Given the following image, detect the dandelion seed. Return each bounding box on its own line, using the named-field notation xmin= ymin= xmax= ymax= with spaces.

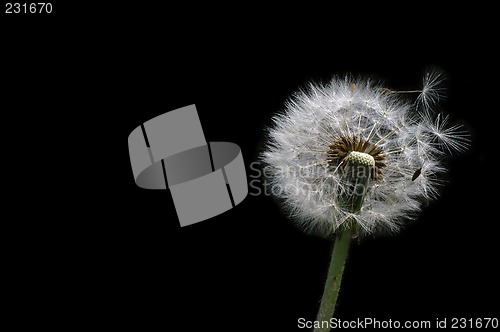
xmin=418 ymin=68 xmax=447 ymax=110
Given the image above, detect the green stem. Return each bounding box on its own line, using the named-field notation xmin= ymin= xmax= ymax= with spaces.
xmin=313 ymin=152 xmax=373 ymax=331
xmin=314 ymin=226 xmax=353 ymax=332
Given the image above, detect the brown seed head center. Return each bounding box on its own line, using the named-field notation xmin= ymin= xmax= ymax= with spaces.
xmin=327 ymin=135 xmax=386 ymax=180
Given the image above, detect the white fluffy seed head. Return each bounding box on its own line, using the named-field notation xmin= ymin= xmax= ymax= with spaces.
xmin=261 ymin=71 xmax=469 ymax=238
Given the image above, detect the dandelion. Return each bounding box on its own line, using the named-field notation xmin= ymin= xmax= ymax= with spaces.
xmin=261 ymin=69 xmax=469 ymax=329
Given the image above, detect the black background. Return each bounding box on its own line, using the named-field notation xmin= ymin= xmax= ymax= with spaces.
xmin=2 ymin=3 xmax=498 ymax=330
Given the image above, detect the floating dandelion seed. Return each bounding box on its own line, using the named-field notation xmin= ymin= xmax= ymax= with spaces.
xmin=418 ymin=68 xmax=447 ymax=110
xmin=261 ymin=70 xmax=470 ymax=329
xmin=262 ymin=70 xmax=469 ymax=238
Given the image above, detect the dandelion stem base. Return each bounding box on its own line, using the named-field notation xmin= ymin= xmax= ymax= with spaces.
xmin=314 ymin=226 xmax=352 ymax=332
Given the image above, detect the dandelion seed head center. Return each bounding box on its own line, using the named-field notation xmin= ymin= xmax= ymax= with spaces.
xmin=348 ymin=151 xmax=375 ymax=167
xmin=327 ymin=135 xmax=386 ymax=180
